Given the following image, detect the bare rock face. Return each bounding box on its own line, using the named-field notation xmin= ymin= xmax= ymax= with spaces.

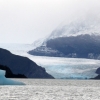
xmin=0 ymin=48 xmax=54 ymax=79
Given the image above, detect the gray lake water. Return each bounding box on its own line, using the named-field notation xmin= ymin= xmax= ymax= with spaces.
xmin=0 ymin=79 xmax=100 ymax=100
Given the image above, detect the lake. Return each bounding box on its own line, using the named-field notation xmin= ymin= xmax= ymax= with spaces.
xmin=0 ymin=79 xmax=100 ymax=100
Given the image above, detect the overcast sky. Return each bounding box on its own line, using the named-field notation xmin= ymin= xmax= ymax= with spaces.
xmin=0 ymin=0 xmax=100 ymax=44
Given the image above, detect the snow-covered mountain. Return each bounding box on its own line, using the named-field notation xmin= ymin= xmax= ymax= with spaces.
xmin=37 ymin=15 xmax=100 ymax=44
xmin=48 ymin=15 xmax=100 ymax=39
xmin=29 ymin=16 xmax=100 ymax=59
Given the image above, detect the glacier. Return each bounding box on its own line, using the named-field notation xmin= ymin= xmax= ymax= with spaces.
xmin=29 ymin=56 xmax=100 ymax=79
xmin=0 ymin=43 xmax=100 ymax=79
xmin=0 ymin=70 xmax=25 ymax=85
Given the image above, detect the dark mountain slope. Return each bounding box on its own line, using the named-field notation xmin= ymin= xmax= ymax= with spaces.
xmin=0 ymin=48 xmax=54 ymax=78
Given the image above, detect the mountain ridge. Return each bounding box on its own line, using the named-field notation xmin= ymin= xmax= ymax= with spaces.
xmin=28 ymin=34 xmax=100 ymax=59
xmin=0 ymin=48 xmax=54 ymax=79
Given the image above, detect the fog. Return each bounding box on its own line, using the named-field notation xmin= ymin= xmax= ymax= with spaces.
xmin=0 ymin=0 xmax=100 ymax=43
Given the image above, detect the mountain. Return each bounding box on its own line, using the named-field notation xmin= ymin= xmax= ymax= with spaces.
xmin=28 ymin=17 xmax=100 ymax=59
xmin=28 ymin=34 xmax=100 ymax=59
xmin=0 ymin=48 xmax=54 ymax=78
xmin=48 ymin=15 xmax=100 ymax=39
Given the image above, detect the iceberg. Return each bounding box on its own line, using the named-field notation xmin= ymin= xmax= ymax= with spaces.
xmin=0 ymin=70 xmax=25 ymax=85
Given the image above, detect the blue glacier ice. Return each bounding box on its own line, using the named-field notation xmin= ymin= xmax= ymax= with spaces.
xmin=30 ymin=56 xmax=100 ymax=79
xmin=0 ymin=70 xmax=25 ymax=85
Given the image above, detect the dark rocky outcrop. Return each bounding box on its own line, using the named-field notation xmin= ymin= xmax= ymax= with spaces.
xmin=91 ymin=75 xmax=100 ymax=79
xmin=90 ymin=67 xmax=100 ymax=79
xmin=29 ymin=34 xmax=100 ymax=59
xmin=0 ymin=48 xmax=54 ymax=79
xmin=0 ymin=65 xmax=27 ymax=78
xmin=96 ymin=67 xmax=100 ymax=75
